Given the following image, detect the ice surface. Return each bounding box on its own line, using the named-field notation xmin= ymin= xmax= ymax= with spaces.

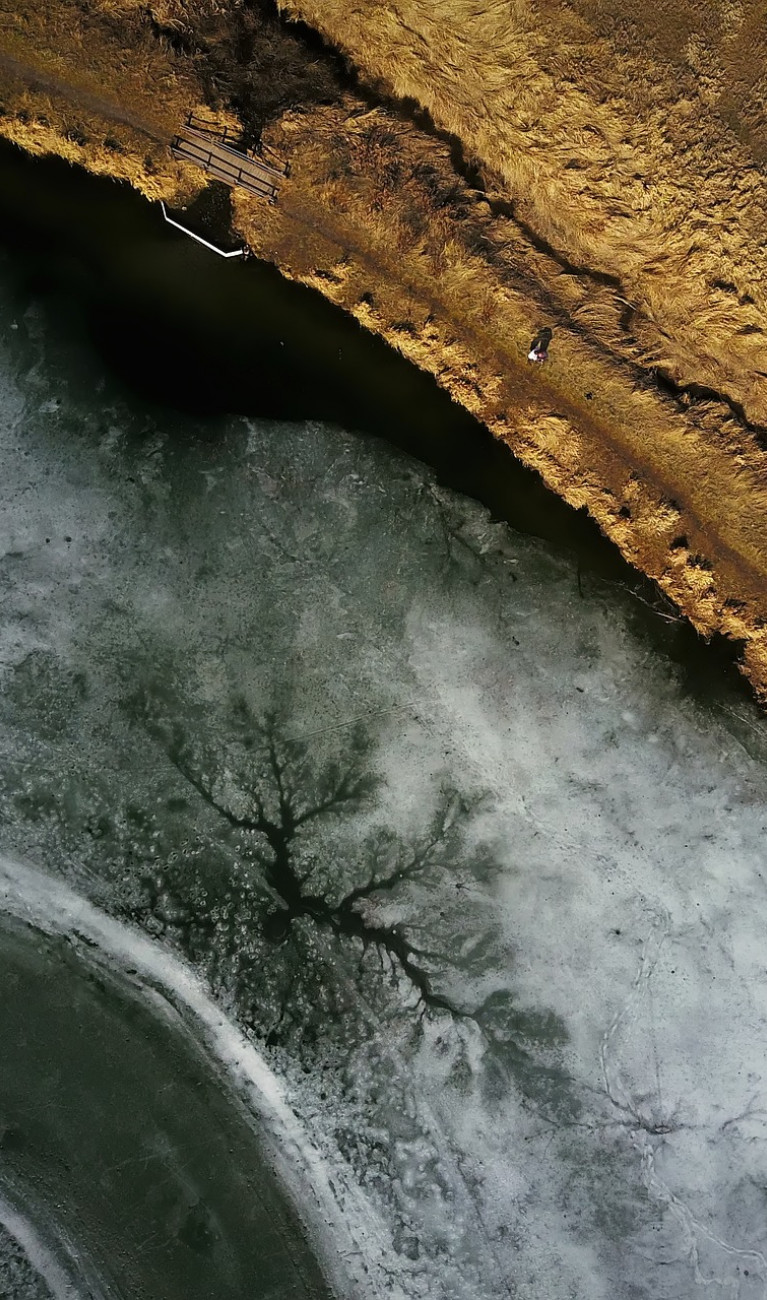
xmin=0 ymin=1212 xmax=58 ymax=1300
xmin=2 ymin=250 xmax=767 ymax=1299
xmin=0 ymin=862 xmax=381 ymax=1300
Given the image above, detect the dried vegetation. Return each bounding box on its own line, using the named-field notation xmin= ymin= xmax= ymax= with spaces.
xmin=4 ymin=0 xmax=767 ymax=691
xmin=282 ymin=0 xmax=767 ymax=418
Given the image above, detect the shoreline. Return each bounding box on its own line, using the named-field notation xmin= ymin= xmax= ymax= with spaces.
xmin=0 ymin=136 xmax=756 ymax=714
xmin=3 ymin=3 xmax=767 ymax=696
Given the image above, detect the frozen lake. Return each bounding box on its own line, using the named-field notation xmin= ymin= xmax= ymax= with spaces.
xmin=0 ymin=901 xmax=334 ymax=1300
xmin=1 ymin=214 xmax=767 ymax=1300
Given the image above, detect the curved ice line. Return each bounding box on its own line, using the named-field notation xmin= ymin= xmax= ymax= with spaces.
xmin=599 ymin=918 xmax=667 ymax=1122
xmin=0 ymin=1193 xmax=95 ymax=1300
xmin=636 ymin=1133 xmax=767 ymax=1299
xmin=0 ymin=855 xmax=393 ymax=1300
xmin=601 ymin=921 xmax=767 ymax=1297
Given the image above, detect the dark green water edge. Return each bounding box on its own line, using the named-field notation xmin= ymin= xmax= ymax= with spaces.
xmin=0 ymin=909 xmax=333 ymax=1300
xmin=0 ymin=138 xmax=754 ymax=709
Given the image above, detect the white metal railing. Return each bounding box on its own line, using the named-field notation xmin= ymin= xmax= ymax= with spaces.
xmin=159 ymin=201 xmax=246 ymax=258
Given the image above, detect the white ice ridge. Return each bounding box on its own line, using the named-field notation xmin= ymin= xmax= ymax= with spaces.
xmin=0 ymin=854 xmax=393 ymax=1300
xmin=0 ymin=1192 xmax=94 ymax=1300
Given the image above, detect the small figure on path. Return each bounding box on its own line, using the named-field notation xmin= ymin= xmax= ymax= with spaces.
xmin=527 ymin=327 xmax=552 ymax=363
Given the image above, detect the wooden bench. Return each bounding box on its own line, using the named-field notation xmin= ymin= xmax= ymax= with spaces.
xmin=171 ymin=126 xmax=283 ymax=203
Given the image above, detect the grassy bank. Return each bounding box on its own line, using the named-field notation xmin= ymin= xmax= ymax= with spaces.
xmin=3 ymin=0 xmax=767 ymax=693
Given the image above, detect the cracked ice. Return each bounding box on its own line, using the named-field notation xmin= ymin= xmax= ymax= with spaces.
xmin=1 ymin=253 xmax=767 ymax=1300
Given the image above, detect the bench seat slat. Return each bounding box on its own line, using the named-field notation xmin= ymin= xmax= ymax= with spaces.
xmin=171 ymin=128 xmax=281 ymax=202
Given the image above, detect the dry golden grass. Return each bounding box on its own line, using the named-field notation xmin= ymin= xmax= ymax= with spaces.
xmin=235 ymin=87 xmax=767 ymax=692
xmin=280 ymin=0 xmax=767 ymax=423
xmin=0 ymin=106 xmax=170 ymax=198
xmin=0 ymin=0 xmax=281 ymax=212
xmin=5 ymin=0 xmax=767 ymax=691
xmin=0 ymin=3 xmax=191 ymax=130
xmin=0 ymin=0 xmax=223 ymax=197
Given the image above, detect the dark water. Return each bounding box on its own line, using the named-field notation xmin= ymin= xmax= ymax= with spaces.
xmin=0 ymin=911 xmax=332 ymax=1300
xmin=3 ymin=133 xmax=767 ymax=1300
xmin=0 ymin=140 xmax=748 ymax=705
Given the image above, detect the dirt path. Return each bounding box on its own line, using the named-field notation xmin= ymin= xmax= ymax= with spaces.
xmin=0 ymin=48 xmax=168 ymax=141
xmin=234 ymin=174 xmax=767 ymax=691
xmin=5 ymin=30 xmax=767 ymax=696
